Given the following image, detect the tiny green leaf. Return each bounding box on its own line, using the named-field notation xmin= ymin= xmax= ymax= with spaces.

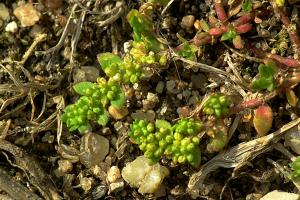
xmin=221 ymin=27 xmax=237 ymax=41
xmin=155 ymin=119 xmax=172 ymax=130
xmin=258 ymin=63 xmax=278 ymax=77
xmin=110 ymin=90 xmax=126 ymax=108
xmin=177 ymin=42 xmax=198 ymax=61
xmin=97 ymin=110 xmax=109 ymax=126
xmin=73 ymin=82 xmax=95 ymax=95
xmin=199 ymin=19 xmax=210 ymax=33
xmin=97 ymin=53 xmax=122 ymax=70
xmin=242 ymin=0 xmax=253 ymax=12
xmin=78 ymin=125 xmax=89 ymax=134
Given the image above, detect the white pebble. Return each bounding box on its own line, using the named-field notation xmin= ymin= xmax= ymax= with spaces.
xmin=5 ymin=21 xmax=18 ymax=33
xmin=107 ymin=166 xmax=121 ymax=183
xmin=122 ymin=156 xmax=169 ymax=194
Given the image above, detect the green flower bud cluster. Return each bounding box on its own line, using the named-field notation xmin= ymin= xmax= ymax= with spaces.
xmin=130 ymin=42 xmax=156 ymax=65
xmin=290 ymin=156 xmax=300 ymax=180
xmin=128 ymin=118 xmax=203 ymax=166
xmin=120 ymin=59 xmax=143 ymax=84
xmin=202 ymin=94 xmax=231 ymax=118
xmin=61 ymin=79 xmax=125 ymax=133
xmin=98 ymin=53 xmax=143 ymax=84
xmin=128 ymin=120 xmax=166 ymax=164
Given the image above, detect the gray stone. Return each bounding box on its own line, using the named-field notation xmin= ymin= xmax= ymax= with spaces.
xmin=80 ymin=133 xmax=109 ymax=168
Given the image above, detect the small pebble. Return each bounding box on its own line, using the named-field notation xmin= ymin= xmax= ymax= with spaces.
xmin=166 ymin=80 xmax=176 ymax=93
xmin=108 ymin=106 xmax=128 ymax=120
xmin=0 ymin=3 xmax=10 ymax=21
xmin=80 ymin=133 xmax=109 ymax=168
xmin=109 ymin=181 xmax=124 ymax=194
xmin=91 ymin=185 xmax=108 ymax=199
xmin=180 ymin=15 xmax=195 ymax=30
xmin=57 ymin=159 xmax=73 ymax=174
xmin=107 ymin=166 xmax=121 ymax=183
xmin=5 ymin=21 xmax=18 ymax=33
xmin=122 ymin=156 xmax=169 ymax=194
xmin=155 ymin=81 xmax=164 ymax=93
xmin=80 ymin=177 xmax=93 ymax=192
xmin=14 ymin=3 xmax=41 ymax=27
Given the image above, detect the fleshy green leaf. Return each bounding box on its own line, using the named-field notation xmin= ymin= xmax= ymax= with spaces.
xmin=177 ymin=42 xmax=198 ymax=61
xmin=111 ymin=90 xmax=126 ymax=108
xmin=199 ymin=19 xmax=210 ymax=33
xmin=69 ymin=125 xmax=80 ymax=132
xmin=251 ymin=62 xmax=278 ymax=91
xmin=251 ymin=77 xmax=274 ymax=91
xmin=242 ymin=0 xmax=253 ymax=12
xmin=127 ymin=9 xmax=153 ymax=41
xmin=127 ymin=10 xmax=164 ymax=53
xmin=258 ymin=63 xmax=278 ymax=77
xmin=97 ymin=53 xmax=122 ymax=69
xmin=73 ymin=82 xmax=95 ymax=95
xmin=97 ymin=110 xmax=109 ymax=126
xmin=155 ymin=119 xmax=172 ymax=129
xmin=221 ymin=27 xmax=237 ymax=41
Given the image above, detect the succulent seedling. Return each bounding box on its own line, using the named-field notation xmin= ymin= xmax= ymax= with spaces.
xmin=128 ymin=118 xmax=203 ymax=166
xmin=251 ymin=61 xmax=278 ymax=91
xmin=202 ymin=93 xmax=231 ymax=118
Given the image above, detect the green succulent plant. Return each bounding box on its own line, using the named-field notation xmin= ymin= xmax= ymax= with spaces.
xmin=290 ymin=156 xmax=300 ymax=180
xmin=128 ymin=118 xmax=203 ymax=166
xmin=61 ymin=79 xmax=125 ymax=133
xmin=202 ymin=94 xmax=231 ymax=118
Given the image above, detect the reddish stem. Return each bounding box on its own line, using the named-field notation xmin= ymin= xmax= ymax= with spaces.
xmin=250 ymin=46 xmax=300 ymax=68
xmin=266 ymin=54 xmax=300 ymax=68
xmin=214 ymin=0 xmax=228 ymax=24
xmin=230 ymin=98 xmax=264 ymax=114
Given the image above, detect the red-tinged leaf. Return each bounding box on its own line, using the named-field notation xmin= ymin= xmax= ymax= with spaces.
xmin=286 ymin=89 xmax=298 ymax=107
xmin=236 ymin=23 xmax=252 ymax=34
xmin=232 ymin=12 xmax=254 ymax=27
xmin=209 ymin=27 xmax=227 ymax=36
xmin=214 ymin=2 xmax=228 ymax=23
xmin=253 ymin=105 xmax=273 ymax=137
